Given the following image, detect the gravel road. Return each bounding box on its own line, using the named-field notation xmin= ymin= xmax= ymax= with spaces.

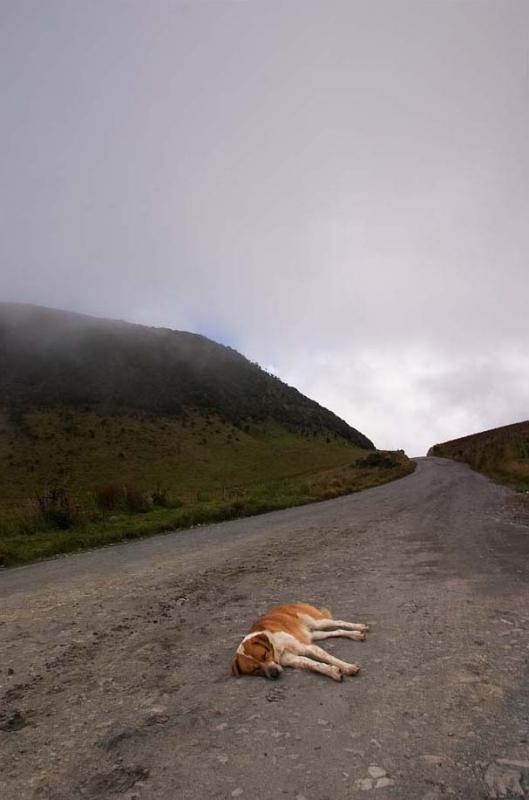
xmin=2 ymin=457 xmax=529 ymax=800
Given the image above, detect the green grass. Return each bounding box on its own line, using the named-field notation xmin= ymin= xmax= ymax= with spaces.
xmin=429 ymin=420 xmax=529 ymax=491
xmin=0 ymin=407 xmax=415 ymax=566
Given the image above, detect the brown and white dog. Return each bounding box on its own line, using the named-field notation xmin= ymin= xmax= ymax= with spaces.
xmin=231 ymin=602 xmax=368 ymax=682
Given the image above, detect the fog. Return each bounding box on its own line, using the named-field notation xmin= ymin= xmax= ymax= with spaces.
xmin=1 ymin=0 xmax=528 ymax=454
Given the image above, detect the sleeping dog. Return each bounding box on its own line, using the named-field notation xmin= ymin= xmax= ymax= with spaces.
xmin=231 ymin=602 xmax=368 ymax=681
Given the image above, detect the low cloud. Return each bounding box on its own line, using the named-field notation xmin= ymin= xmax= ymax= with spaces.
xmin=1 ymin=1 xmax=528 ymax=454
xmin=275 ymin=347 xmax=529 ymax=456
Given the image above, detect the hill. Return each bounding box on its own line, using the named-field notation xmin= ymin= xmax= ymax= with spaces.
xmin=428 ymin=420 xmax=529 ymax=490
xmin=0 ymin=302 xmax=372 ymax=446
xmin=0 ymin=303 xmax=414 ymax=565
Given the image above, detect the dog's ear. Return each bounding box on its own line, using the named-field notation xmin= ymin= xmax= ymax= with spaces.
xmin=252 ymin=633 xmax=270 ymax=648
xmin=250 ymin=632 xmax=275 ymax=660
xmin=231 ymin=655 xmax=241 ymax=677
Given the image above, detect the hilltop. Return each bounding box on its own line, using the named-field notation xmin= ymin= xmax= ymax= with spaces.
xmin=0 ymin=302 xmax=372 ymax=447
xmin=428 ymin=420 xmax=529 ymax=490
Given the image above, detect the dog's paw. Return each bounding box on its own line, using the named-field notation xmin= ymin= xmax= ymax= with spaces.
xmin=329 ymin=666 xmax=343 ymax=682
xmin=357 ymin=624 xmax=369 ymax=633
xmin=342 ymin=663 xmax=360 ymax=676
xmin=350 ymin=631 xmax=366 ymax=641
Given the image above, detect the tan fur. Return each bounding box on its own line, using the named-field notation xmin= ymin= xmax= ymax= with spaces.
xmin=232 ymin=602 xmax=369 ymax=681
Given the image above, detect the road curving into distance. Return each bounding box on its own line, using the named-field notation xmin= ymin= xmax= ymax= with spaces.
xmin=2 ymin=457 xmax=529 ymax=799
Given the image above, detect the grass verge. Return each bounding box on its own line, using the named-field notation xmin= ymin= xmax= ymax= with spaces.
xmin=0 ymin=456 xmax=415 ymax=567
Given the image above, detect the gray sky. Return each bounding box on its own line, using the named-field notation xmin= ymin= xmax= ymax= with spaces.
xmin=1 ymin=0 xmax=528 ymax=455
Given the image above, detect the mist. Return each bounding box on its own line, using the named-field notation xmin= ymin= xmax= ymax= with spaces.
xmin=1 ymin=0 xmax=528 ymax=454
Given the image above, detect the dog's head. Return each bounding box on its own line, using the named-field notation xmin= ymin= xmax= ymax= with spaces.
xmin=231 ymin=632 xmax=282 ymax=679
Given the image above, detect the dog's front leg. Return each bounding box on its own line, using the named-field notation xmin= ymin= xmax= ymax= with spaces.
xmin=281 ymin=651 xmax=343 ymax=681
xmin=301 ymin=644 xmax=360 ymax=676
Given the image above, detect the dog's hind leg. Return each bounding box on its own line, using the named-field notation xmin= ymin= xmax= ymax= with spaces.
xmin=300 ymin=643 xmax=360 ymax=675
xmin=311 ymin=629 xmax=365 ymax=642
xmin=309 ymin=617 xmax=369 ymax=632
xmin=281 ymin=652 xmax=343 ymax=681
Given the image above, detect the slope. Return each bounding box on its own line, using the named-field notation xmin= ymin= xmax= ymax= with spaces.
xmin=0 ymin=302 xmax=373 ymax=447
xmin=428 ymin=419 xmax=529 ymax=489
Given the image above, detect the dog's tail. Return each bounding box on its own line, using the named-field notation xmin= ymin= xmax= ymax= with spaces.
xmin=319 ymin=606 xmax=332 ymax=619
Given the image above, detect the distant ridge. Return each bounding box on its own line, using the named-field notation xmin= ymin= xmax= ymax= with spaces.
xmin=428 ymin=420 xmax=529 ymax=489
xmin=0 ymin=302 xmax=374 ymax=448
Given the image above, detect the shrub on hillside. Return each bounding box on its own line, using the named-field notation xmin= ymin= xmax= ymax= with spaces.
xmin=124 ymin=485 xmax=150 ymax=513
xmin=95 ymin=483 xmax=165 ymax=513
xmin=357 ymin=452 xmax=399 ymax=469
xmin=95 ymin=483 xmax=124 ymax=511
xmin=151 ymin=485 xmax=169 ymax=507
xmin=36 ymin=486 xmax=79 ymax=530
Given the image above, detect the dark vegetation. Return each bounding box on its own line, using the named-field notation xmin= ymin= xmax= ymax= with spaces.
xmin=357 ymin=451 xmax=403 ymax=469
xmin=0 ymin=303 xmax=373 ymax=447
xmin=428 ymin=420 xmax=529 ymax=490
xmin=0 ymin=303 xmax=415 ymax=566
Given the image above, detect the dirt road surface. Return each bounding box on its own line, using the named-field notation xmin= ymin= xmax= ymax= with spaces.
xmin=2 ymin=457 xmax=529 ymax=800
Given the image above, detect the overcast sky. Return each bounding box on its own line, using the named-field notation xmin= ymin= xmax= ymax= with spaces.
xmin=1 ymin=0 xmax=528 ymax=454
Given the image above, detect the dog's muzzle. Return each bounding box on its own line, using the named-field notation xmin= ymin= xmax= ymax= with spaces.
xmin=264 ymin=664 xmax=281 ymax=680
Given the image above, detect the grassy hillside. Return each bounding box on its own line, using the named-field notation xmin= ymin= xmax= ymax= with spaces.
xmin=0 ymin=303 xmax=415 ymax=566
xmin=0 ymin=407 xmax=413 ymax=565
xmin=428 ymin=420 xmax=529 ymax=490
